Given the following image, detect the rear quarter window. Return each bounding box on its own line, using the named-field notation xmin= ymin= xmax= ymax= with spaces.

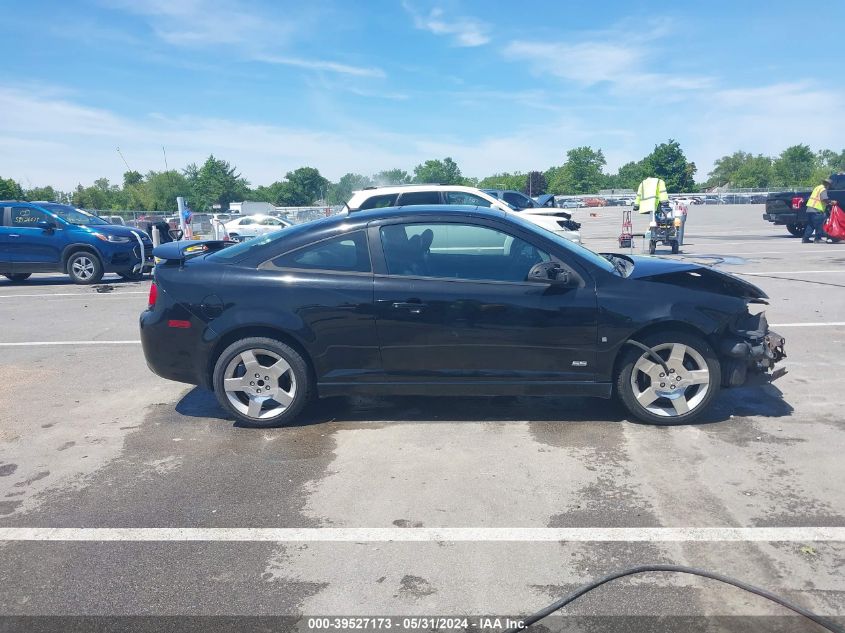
xmin=263 ymin=231 xmax=371 ymax=273
xmin=359 ymin=194 xmax=399 ymax=210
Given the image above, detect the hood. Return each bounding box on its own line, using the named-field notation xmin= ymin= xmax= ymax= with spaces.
xmin=621 ymin=255 xmax=768 ymax=302
xmin=89 ymin=224 xmax=151 ymax=241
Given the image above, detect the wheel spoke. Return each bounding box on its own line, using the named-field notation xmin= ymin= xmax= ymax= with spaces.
xmin=223 ymin=377 xmax=246 ymax=393
xmin=240 ymin=350 xmax=261 ymax=375
xmin=272 ymin=388 xmax=293 ymax=407
xmin=247 ymin=397 xmax=263 ymax=418
xmin=636 ymin=387 xmax=659 ymax=407
xmin=668 ymin=344 xmax=687 ymax=364
xmin=687 ymin=369 xmax=710 ymax=385
xmin=269 ymin=357 xmax=292 ymax=377
xmin=672 ymin=396 xmax=690 ymax=415
xmin=636 ymin=358 xmax=658 ymax=377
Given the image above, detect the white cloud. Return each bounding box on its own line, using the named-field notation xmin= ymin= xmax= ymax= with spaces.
xmin=403 ymin=2 xmax=490 ymax=47
xmin=102 ymin=0 xmax=385 ymax=78
xmin=503 ymin=39 xmax=708 ymax=92
xmin=255 ymin=55 xmax=386 ymax=79
xmin=0 ymin=86 xmax=612 ymax=189
xmin=689 ymin=82 xmax=845 ymax=171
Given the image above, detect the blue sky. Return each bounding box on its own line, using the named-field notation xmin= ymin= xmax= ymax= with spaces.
xmin=1 ymin=0 xmax=843 ymax=189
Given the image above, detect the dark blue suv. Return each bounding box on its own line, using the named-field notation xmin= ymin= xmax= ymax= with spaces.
xmin=0 ymin=202 xmax=153 ymax=284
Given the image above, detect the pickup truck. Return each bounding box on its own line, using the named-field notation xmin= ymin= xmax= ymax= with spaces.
xmin=763 ymin=172 xmax=845 ymax=236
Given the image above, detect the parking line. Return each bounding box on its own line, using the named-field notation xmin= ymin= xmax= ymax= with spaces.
xmin=741 ymin=271 xmax=845 ymax=275
xmin=769 ymin=322 xmax=845 ymax=328
xmin=0 ymin=527 xmax=842 ymax=542
xmin=0 ymin=340 xmax=141 ymax=347
xmin=0 ymin=291 xmax=147 ymax=299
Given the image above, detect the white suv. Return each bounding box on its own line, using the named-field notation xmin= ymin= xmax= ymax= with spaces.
xmin=344 ymin=185 xmax=581 ymax=243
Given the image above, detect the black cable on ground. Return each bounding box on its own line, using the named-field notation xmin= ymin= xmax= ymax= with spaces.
xmin=503 ymin=564 xmax=844 ymax=633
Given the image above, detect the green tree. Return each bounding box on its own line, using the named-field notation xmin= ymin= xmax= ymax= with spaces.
xmin=142 ymin=170 xmax=190 ymax=211
xmin=24 ymin=185 xmax=59 ymax=202
xmin=732 ymin=155 xmax=773 ymax=188
xmin=373 ymin=169 xmax=411 ymax=185
xmin=642 ymin=140 xmax=696 ymax=192
xmin=188 ymin=155 xmax=249 ymax=211
xmin=123 ymin=170 xmax=143 ymax=187
xmin=0 ymin=177 xmax=24 ymax=199
xmin=613 ymin=161 xmax=647 ymax=190
xmin=707 ymin=151 xmax=753 ymax=187
xmin=413 ymin=157 xmax=463 ymax=185
xmin=547 ymin=147 xmax=607 ymax=194
xmin=282 ymin=167 xmax=329 ymax=205
xmin=525 ymin=171 xmax=547 ymax=196
xmin=328 ymin=173 xmax=372 ymax=205
xmin=772 ymin=144 xmax=816 ymax=187
xmin=477 ymin=172 xmax=526 ymax=191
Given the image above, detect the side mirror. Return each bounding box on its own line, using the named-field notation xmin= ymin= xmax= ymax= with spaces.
xmin=36 ymin=220 xmax=56 ymax=232
xmin=527 ymin=261 xmax=579 ymax=287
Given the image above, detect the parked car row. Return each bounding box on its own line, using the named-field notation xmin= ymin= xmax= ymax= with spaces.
xmin=345 ymin=185 xmax=582 ymax=243
xmin=0 ymin=201 xmax=155 ymax=284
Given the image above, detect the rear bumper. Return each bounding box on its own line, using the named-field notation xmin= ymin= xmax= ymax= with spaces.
xmin=762 ymin=212 xmax=798 ymax=225
xmin=140 ymin=305 xmax=215 ymax=388
xmin=719 ymin=312 xmax=786 ymax=387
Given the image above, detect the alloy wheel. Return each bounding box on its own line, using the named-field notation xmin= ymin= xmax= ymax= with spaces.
xmin=222 ymin=348 xmax=297 ymax=420
xmin=71 ymin=256 xmax=96 ymax=280
xmin=630 ymin=343 xmax=711 ymax=418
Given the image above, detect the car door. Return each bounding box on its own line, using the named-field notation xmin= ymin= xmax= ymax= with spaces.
xmin=254 ymin=229 xmax=379 ymax=385
xmin=370 ymin=218 xmax=599 ymax=389
xmin=0 ymin=207 xmax=12 ymax=274
xmin=7 ymin=205 xmax=63 ymax=272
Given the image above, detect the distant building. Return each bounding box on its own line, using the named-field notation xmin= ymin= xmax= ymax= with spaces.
xmin=229 ymin=201 xmax=276 ymax=215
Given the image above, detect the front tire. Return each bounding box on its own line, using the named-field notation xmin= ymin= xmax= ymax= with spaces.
xmin=3 ymin=273 xmax=31 ymax=283
xmin=648 ymin=240 xmax=656 ymax=255
xmin=671 ymin=240 xmax=679 ymax=254
xmin=786 ymin=223 xmax=805 ymax=237
xmin=66 ymin=251 xmax=104 ymax=284
xmin=212 ymin=337 xmax=312 ymax=427
xmin=616 ymin=331 xmax=720 ymax=425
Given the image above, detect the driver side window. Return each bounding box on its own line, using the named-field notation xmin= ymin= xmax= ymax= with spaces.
xmin=10 ymin=207 xmax=48 ymax=228
xmin=380 ymin=223 xmax=550 ymax=282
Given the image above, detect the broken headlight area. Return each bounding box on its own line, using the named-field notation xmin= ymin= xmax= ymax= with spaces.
xmin=719 ymin=310 xmax=786 ymax=387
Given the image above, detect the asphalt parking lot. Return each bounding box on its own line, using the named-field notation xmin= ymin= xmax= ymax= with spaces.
xmin=0 ymin=204 xmax=843 ymax=632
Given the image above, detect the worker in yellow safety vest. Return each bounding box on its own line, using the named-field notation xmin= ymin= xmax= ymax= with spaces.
xmin=803 ymin=177 xmax=832 ymax=243
xmin=633 ymin=176 xmax=669 ymax=215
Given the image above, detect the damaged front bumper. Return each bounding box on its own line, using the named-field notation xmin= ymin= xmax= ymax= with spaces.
xmin=719 ymin=311 xmax=786 ymax=387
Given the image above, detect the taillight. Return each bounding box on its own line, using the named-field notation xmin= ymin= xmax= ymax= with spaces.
xmin=791 ymin=196 xmax=803 ymax=210
xmin=148 ymin=282 xmax=158 ymax=309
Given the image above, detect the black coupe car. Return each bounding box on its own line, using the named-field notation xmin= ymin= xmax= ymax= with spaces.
xmin=140 ymin=206 xmax=785 ymax=427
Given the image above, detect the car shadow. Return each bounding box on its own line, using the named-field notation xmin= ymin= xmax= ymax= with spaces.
xmin=173 ymin=384 xmax=793 ymax=429
xmin=1 ymin=274 xmax=148 ymax=287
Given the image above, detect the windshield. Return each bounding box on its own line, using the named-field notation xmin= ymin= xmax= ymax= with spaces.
xmin=208 ymin=222 xmax=305 ymax=260
xmin=506 ymin=213 xmax=617 ymax=274
xmin=38 ymin=203 xmax=109 ymax=226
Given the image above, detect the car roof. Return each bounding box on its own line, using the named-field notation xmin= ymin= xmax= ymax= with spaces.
xmin=349 ymin=183 xmax=494 ymax=202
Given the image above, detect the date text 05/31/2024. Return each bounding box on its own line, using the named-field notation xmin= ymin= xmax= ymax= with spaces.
xmin=306 ymin=617 xmax=525 ymax=631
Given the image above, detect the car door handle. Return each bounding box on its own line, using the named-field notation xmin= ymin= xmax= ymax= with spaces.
xmin=392 ymin=301 xmax=426 ymax=314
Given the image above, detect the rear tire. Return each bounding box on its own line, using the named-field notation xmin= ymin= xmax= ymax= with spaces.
xmin=66 ymin=251 xmax=104 ymax=284
xmin=648 ymin=240 xmax=656 ymax=255
xmin=616 ymin=331 xmax=720 ymax=425
xmin=212 ymin=337 xmax=312 ymax=427
xmin=3 ymin=273 xmax=31 ymax=283
xmin=118 ymin=271 xmax=145 ymax=281
xmin=786 ymin=223 xmax=805 ymax=237
xmin=671 ymin=240 xmax=679 ymax=254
